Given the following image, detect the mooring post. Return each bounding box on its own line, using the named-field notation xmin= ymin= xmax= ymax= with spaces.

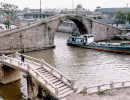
xmin=83 ymin=87 xmax=87 ymax=93
xmin=110 ymin=81 xmax=114 ymax=89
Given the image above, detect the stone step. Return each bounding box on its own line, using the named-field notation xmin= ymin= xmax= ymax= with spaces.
xmin=54 ymin=81 xmax=63 ymax=86
xmin=41 ymin=72 xmax=49 ymax=75
xmin=37 ymin=69 xmax=46 ymax=72
xmin=59 ymin=88 xmax=72 ymax=95
xmin=56 ymin=83 xmax=65 ymax=87
xmin=58 ymin=90 xmax=74 ymax=99
xmin=51 ymin=79 xmax=60 ymax=83
xmin=44 ymin=74 xmax=52 ymax=77
xmin=36 ymin=67 xmax=43 ymax=70
xmin=59 ymin=86 xmax=69 ymax=91
xmin=46 ymin=75 xmax=54 ymax=79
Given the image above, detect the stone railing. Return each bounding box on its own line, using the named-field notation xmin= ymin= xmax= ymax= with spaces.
xmin=82 ymin=81 xmax=130 ymax=94
xmin=9 ymin=52 xmax=75 ymax=89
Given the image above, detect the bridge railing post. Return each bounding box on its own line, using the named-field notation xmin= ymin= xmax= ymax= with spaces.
xmin=55 ymin=87 xmax=59 ymax=96
xmin=122 ymin=82 xmax=125 ymax=87
xmin=98 ymin=86 xmax=101 ymax=91
xmin=40 ymin=59 xmax=43 ymax=67
xmin=2 ymin=54 xmax=5 ymax=60
xmin=15 ymin=52 xmax=18 ymax=58
xmin=83 ymin=87 xmax=87 ymax=94
xmin=10 ymin=58 xmax=12 ymax=63
xmin=70 ymin=79 xmax=75 ymax=88
xmin=32 ymin=60 xmax=34 ymax=64
xmin=110 ymin=81 xmax=114 ymax=89
xmin=27 ymin=64 xmax=30 ymax=72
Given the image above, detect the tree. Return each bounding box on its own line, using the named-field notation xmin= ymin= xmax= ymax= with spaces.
xmin=0 ymin=2 xmax=18 ymax=29
xmin=116 ymin=9 xmax=130 ymax=23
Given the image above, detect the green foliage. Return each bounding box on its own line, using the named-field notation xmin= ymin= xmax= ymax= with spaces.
xmin=116 ymin=9 xmax=130 ymax=22
xmin=3 ymin=20 xmax=10 ymax=29
xmin=88 ymin=18 xmax=93 ymax=28
xmin=98 ymin=91 xmax=105 ymax=95
xmin=0 ymin=2 xmax=18 ymax=15
xmin=3 ymin=20 xmax=10 ymax=26
xmin=45 ymin=91 xmax=56 ymax=100
xmin=36 ymin=82 xmax=57 ymax=100
xmin=0 ymin=2 xmax=19 ymax=29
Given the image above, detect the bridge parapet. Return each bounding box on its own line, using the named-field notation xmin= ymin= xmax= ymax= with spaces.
xmin=15 ymin=52 xmax=75 ymax=88
xmin=82 ymin=81 xmax=130 ymax=94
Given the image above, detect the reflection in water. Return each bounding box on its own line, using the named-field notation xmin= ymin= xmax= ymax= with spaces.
xmin=0 ymin=32 xmax=130 ymax=99
xmin=0 ymin=72 xmax=27 ymax=100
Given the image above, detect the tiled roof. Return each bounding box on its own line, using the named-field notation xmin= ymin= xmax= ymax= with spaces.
xmin=95 ymin=8 xmax=130 ymax=13
xmin=95 ymin=19 xmax=123 ymax=24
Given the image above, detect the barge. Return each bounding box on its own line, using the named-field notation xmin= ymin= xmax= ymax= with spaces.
xmin=67 ymin=34 xmax=130 ymax=54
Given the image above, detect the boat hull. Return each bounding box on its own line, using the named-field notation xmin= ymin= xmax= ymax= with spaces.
xmin=67 ymin=42 xmax=130 ymax=54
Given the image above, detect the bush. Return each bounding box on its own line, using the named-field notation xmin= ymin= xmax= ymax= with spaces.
xmin=98 ymin=91 xmax=105 ymax=95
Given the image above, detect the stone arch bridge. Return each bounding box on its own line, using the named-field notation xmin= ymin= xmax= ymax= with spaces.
xmin=0 ymin=14 xmax=121 ymax=54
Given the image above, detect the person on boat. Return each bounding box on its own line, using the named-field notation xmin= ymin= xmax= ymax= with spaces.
xmin=108 ymin=38 xmax=111 ymax=43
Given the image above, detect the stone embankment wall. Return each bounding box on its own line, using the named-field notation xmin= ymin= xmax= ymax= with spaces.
xmin=0 ymin=15 xmax=121 ymax=54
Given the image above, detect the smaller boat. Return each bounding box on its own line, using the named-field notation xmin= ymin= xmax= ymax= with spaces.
xmin=67 ymin=34 xmax=130 ymax=54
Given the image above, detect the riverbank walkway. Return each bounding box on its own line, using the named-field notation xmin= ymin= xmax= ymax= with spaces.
xmin=0 ymin=52 xmax=76 ymax=99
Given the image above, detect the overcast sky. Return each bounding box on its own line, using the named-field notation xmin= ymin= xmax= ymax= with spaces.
xmin=0 ymin=0 xmax=130 ymax=11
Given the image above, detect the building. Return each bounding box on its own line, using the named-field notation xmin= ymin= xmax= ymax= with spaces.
xmin=23 ymin=13 xmax=55 ymax=19
xmin=95 ymin=7 xmax=130 ymax=19
xmin=86 ymin=12 xmax=108 ymax=19
xmin=19 ymin=7 xmax=44 ymax=15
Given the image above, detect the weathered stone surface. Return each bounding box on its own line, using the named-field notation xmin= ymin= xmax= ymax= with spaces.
xmin=0 ymin=14 xmax=121 ymax=54
xmin=0 ymin=65 xmax=20 ymax=84
xmin=27 ymin=75 xmax=56 ymax=100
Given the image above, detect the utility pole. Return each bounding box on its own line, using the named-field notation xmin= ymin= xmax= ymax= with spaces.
xmin=125 ymin=3 xmax=130 ymax=34
xmin=72 ymin=0 xmax=74 ymax=14
xmin=40 ymin=0 xmax=41 ymax=13
xmin=125 ymin=3 xmax=128 ymax=25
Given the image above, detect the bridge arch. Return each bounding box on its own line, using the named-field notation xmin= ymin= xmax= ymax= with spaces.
xmin=55 ymin=16 xmax=88 ymax=35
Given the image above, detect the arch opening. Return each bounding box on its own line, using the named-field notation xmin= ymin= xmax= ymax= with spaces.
xmin=69 ymin=18 xmax=88 ymax=35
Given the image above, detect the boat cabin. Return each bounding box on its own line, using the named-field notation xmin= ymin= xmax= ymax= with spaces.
xmin=68 ymin=34 xmax=94 ymax=44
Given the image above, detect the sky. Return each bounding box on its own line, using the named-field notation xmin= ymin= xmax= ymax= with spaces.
xmin=0 ymin=0 xmax=130 ymax=11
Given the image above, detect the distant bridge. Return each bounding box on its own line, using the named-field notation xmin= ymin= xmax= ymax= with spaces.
xmin=0 ymin=14 xmax=121 ymax=54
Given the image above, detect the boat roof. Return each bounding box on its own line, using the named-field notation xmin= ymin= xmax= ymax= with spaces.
xmin=70 ymin=34 xmax=94 ymax=39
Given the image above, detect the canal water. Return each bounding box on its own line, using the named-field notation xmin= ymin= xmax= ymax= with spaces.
xmin=0 ymin=32 xmax=130 ymax=100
